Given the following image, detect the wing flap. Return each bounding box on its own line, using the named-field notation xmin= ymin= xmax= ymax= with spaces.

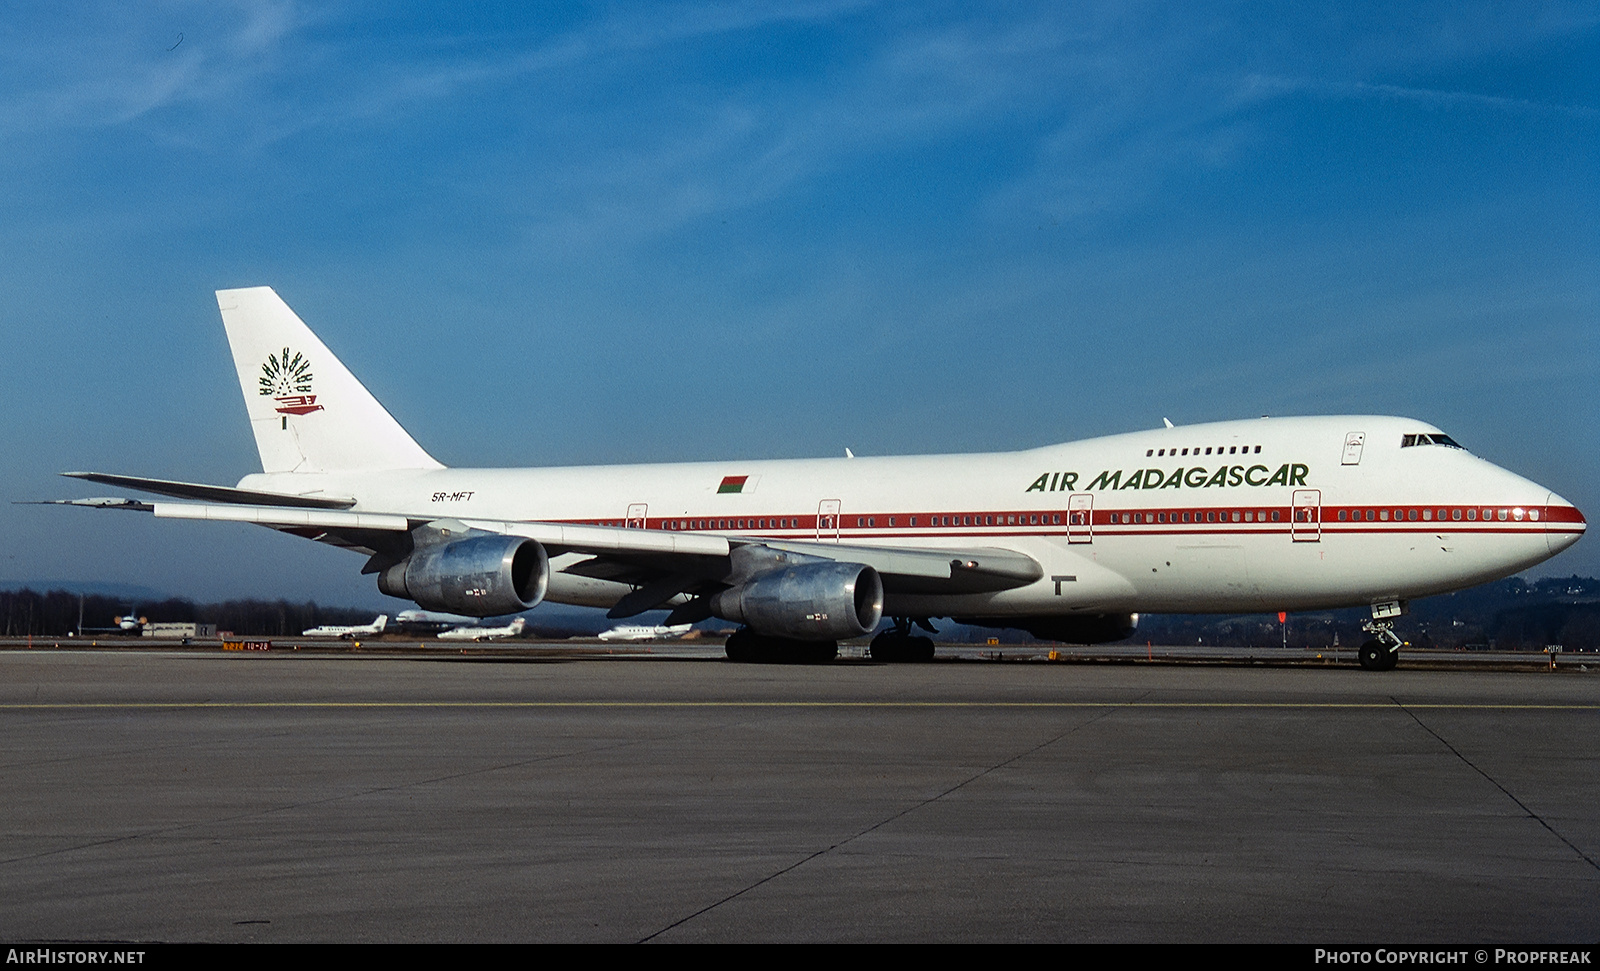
xmin=460 ymin=519 xmax=732 ymax=558
xmin=755 ymin=539 xmax=1043 ymax=592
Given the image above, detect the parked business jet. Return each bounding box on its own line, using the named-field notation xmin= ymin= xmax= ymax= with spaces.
xmin=49 ymin=288 xmax=1584 ymax=669
xmin=437 ymin=617 xmax=526 ymax=642
xmin=395 ymin=608 xmax=480 ymax=631
xmin=79 ymin=612 xmax=149 ymax=636
xmin=599 ymin=623 xmax=695 ymax=642
xmin=302 ymin=614 xmax=388 ymax=639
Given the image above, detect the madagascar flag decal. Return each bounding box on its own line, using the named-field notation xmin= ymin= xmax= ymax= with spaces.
xmin=718 ymin=475 xmax=748 ymax=494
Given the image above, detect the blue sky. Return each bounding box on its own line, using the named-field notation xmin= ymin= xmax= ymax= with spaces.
xmin=2 ymin=1 xmax=1595 ymax=605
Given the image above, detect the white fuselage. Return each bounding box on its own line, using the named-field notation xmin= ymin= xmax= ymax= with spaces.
xmin=244 ymin=416 xmax=1584 ymax=619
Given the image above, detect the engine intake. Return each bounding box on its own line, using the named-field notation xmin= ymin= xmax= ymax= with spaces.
xmin=710 ymin=559 xmax=884 ymax=641
xmin=378 ymin=534 xmax=549 ymax=617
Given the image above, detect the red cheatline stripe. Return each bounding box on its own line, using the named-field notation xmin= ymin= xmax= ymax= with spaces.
xmin=547 ymin=503 xmax=1581 ymax=537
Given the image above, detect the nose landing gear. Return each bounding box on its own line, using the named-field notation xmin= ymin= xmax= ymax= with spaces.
xmin=1357 ymin=621 xmax=1403 ymax=671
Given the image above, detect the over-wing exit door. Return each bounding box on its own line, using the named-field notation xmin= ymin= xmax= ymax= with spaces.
xmin=816 ymin=499 xmax=840 ymax=542
xmin=1068 ymin=494 xmax=1093 ymax=544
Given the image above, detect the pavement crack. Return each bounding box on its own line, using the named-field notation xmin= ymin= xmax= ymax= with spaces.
xmin=638 ymin=694 xmax=1143 ymax=942
xmin=1393 ymin=697 xmax=1598 ymax=873
xmin=0 ymin=719 xmax=723 ymax=870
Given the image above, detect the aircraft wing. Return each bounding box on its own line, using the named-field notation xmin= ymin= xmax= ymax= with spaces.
xmin=51 ymin=497 xmax=1044 ymax=612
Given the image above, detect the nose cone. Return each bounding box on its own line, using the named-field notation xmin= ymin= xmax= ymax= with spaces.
xmin=1546 ymin=491 xmax=1586 ymax=556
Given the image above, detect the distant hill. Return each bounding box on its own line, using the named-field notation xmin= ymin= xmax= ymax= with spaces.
xmin=0 ymin=580 xmax=175 ymax=602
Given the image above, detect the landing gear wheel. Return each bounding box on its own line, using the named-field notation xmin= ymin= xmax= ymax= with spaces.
xmin=724 ymin=629 xmax=838 ymax=664
xmin=1358 ymin=639 xmax=1398 ymax=671
xmin=869 ymin=631 xmax=936 ymax=662
xmin=725 ymin=629 xmax=759 ymax=662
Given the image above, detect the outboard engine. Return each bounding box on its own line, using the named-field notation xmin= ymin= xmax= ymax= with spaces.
xmin=378 ymin=533 xmax=549 ymax=617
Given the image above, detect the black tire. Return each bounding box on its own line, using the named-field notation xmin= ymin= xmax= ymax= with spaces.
xmin=870 ymin=632 xmax=936 ymax=663
xmin=725 ymin=630 xmax=837 ymax=664
xmin=869 ymin=632 xmax=906 ymax=662
xmin=724 ymin=629 xmax=758 ymax=662
xmin=1358 ymin=639 xmax=1391 ymax=671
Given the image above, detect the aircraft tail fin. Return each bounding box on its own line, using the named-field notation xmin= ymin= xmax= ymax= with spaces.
xmin=373 ymin=615 xmax=388 ymax=633
xmin=216 ymin=287 xmax=444 ymax=474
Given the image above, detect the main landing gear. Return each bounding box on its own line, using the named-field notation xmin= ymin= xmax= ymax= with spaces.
xmin=869 ymin=618 xmax=936 ymax=663
xmin=723 ymin=629 xmax=838 ymax=664
xmin=1357 ymin=622 xmax=1402 ymax=672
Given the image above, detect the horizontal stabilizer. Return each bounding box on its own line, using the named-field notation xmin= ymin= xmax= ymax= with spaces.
xmin=27 ymin=497 xmax=154 ymax=511
xmin=62 ymin=472 xmax=355 ymax=509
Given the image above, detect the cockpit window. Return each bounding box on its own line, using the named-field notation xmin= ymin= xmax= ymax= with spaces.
xmin=1401 ymin=433 xmax=1465 ymax=450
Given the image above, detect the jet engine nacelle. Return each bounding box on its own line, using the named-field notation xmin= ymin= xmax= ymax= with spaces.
xmin=377 ymin=534 xmax=549 ymax=617
xmin=957 ymin=612 xmax=1138 ymax=645
xmin=710 ymin=560 xmax=884 ymax=641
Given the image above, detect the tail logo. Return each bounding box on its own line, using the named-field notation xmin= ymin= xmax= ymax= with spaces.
xmin=259 ymin=347 xmax=325 ymax=416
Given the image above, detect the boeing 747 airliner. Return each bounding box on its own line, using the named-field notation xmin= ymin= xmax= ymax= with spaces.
xmin=49 ymin=288 xmax=1585 ymax=668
